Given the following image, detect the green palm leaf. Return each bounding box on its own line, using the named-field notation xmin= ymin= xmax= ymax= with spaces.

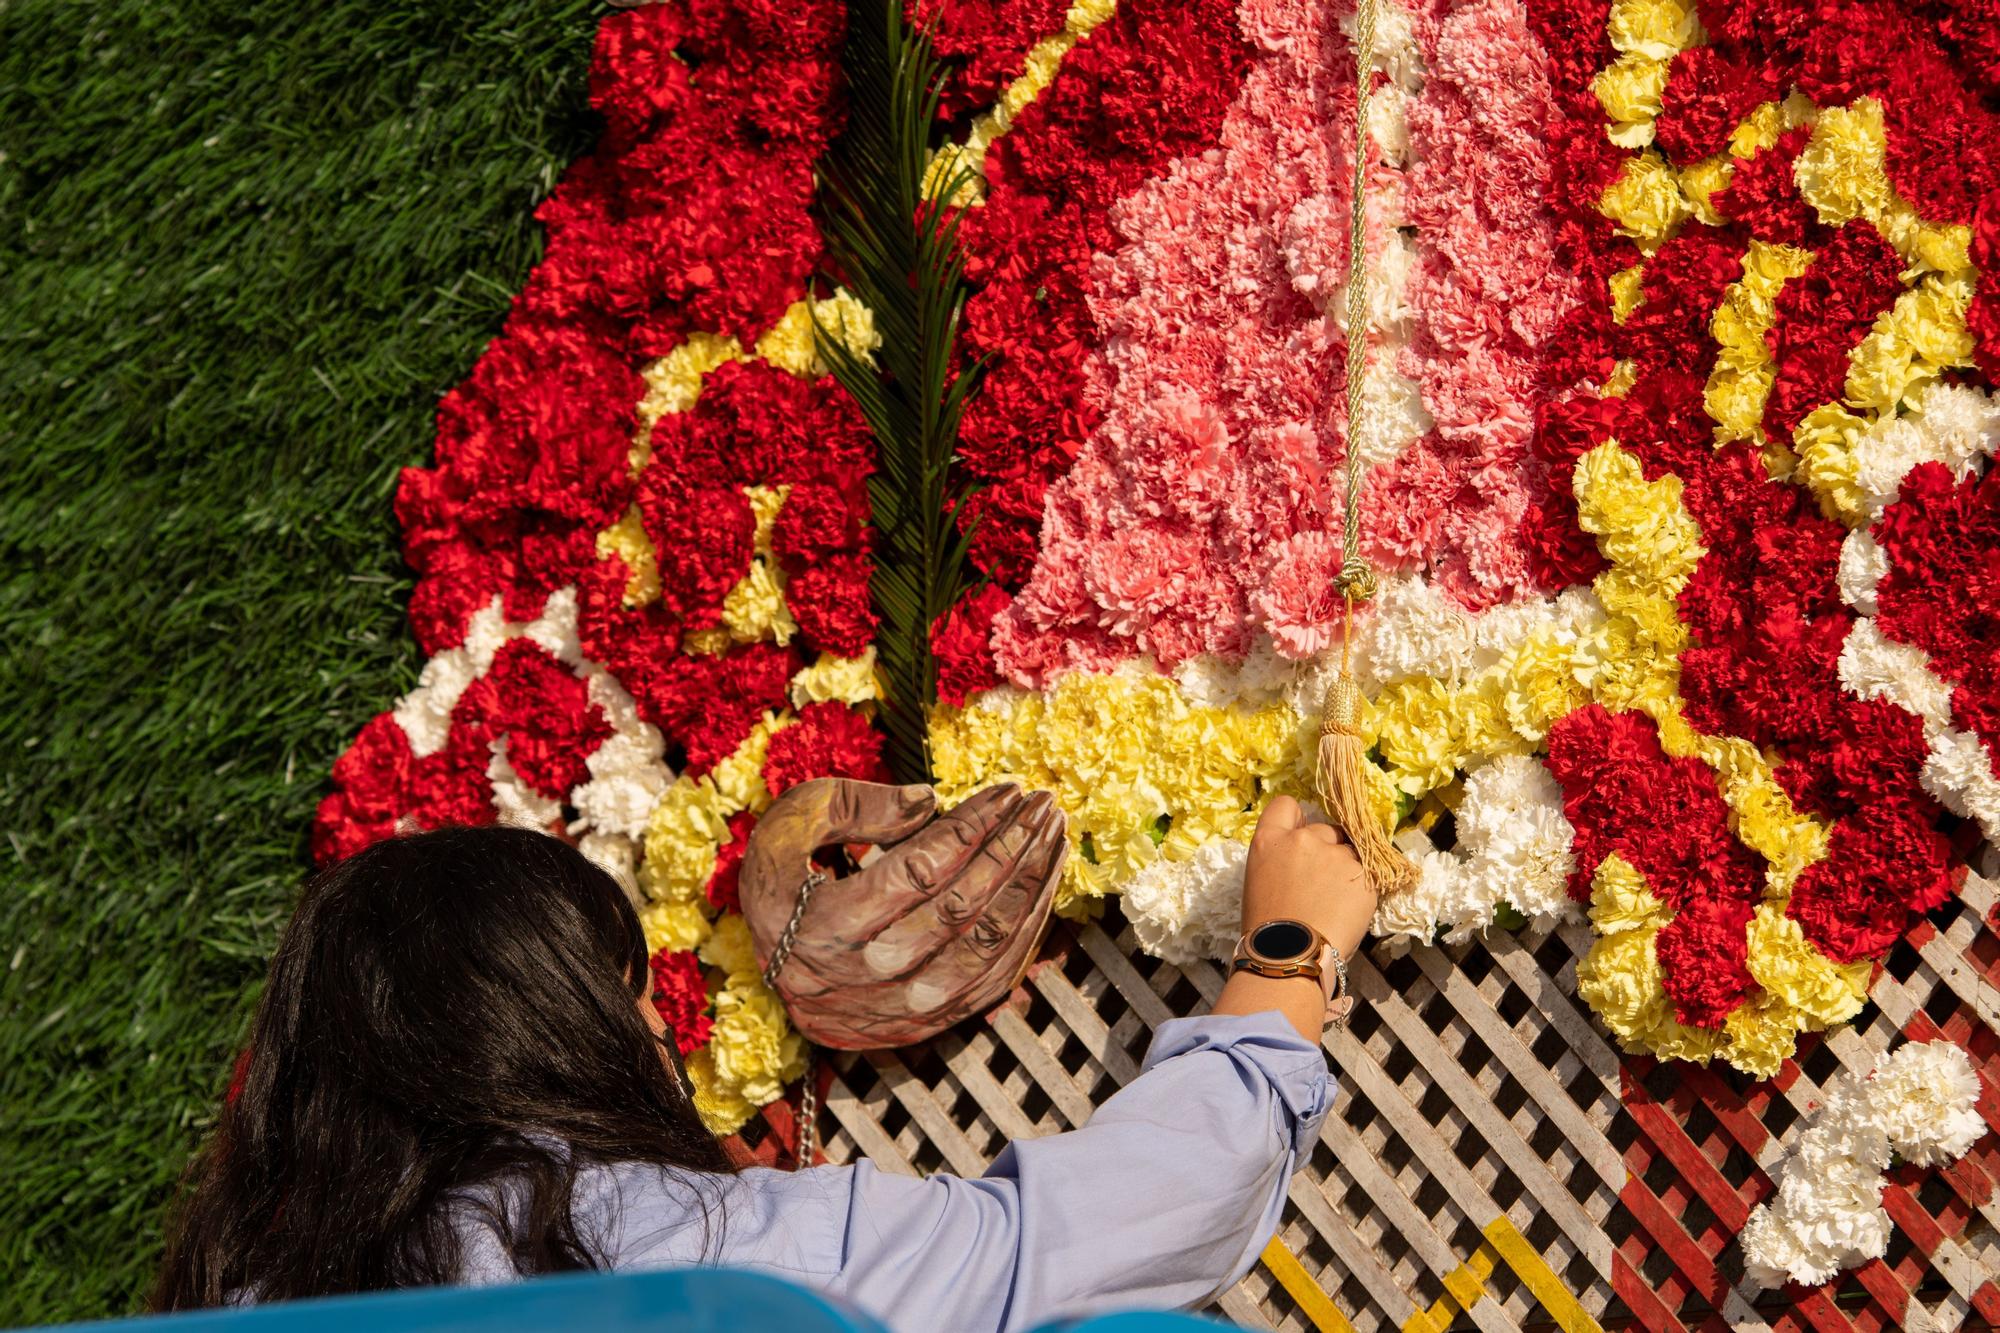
xmin=815 ymin=0 xmax=986 ymax=785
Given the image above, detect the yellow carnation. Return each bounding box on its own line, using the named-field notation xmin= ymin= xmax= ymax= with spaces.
xmin=1716 ymin=995 xmax=1796 ymax=1078
xmin=1727 ymin=101 xmax=1786 ymax=157
xmin=791 ymin=648 xmax=882 ymax=708
xmin=1794 ymin=98 xmax=1890 ymax=227
xmin=1588 ymin=854 xmax=1672 ymax=935
xmin=1606 ymin=0 xmax=1702 ymax=58
xmin=720 ymin=557 xmax=798 ymax=646
xmin=699 ymin=912 xmax=761 ymax=980
xmin=1499 ymin=635 xmax=1590 ymax=743
xmin=685 ymin=1047 xmax=754 ymax=1136
xmin=1790 ymin=403 xmax=1868 ymax=524
xmin=1595 ymin=53 xmax=1670 ymax=146
xmin=711 ymin=714 xmax=785 ymax=814
xmin=640 ymin=331 xmax=743 ymax=424
xmin=1888 ymin=276 xmax=1976 ymax=372
xmin=641 ymin=779 xmax=732 ymax=901
xmin=753 ymin=290 xmax=881 ymax=378
xmin=1609 ymin=263 xmax=1648 ymax=324
xmin=683 ymin=628 xmax=732 ymax=656
xmin=1599 ymin=151 xmax=1693 ymax=251
xmin=1744 ymin=904 xmax=1869 ymax=1027
xmin=1374 ymin=676 xmax=1466 ymax=796
xmin=1576 ymin=929 xmax=1673 ymax=1050
xmin=708 ymin=975 xmax=807 ymax=1108
xmin=1676 ymin=154 xmax=1734 ymax=224
xmin=639 ymin=901 xmax=713 ymax=956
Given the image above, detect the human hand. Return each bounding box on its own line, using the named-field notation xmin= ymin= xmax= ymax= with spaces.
xmin=738 ymin=778 xmax=1067 ymax=1050
xmin=1242 ymin=794 xmax=1377 ymax=960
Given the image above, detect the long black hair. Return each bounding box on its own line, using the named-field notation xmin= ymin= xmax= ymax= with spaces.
xmin=152 ymin=825 xmax=734 ymax=1309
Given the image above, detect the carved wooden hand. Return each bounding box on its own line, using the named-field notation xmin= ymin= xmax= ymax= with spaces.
xmin=739 ymin=778 xmax=1066 ymax=1050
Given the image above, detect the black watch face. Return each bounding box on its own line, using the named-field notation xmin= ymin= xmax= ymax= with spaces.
xmin=1252 ymin=920 xmax=1312 ymax=960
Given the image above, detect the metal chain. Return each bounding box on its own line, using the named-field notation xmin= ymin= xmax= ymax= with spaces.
xmin=761 ymin=867 xmax=824 ymax=990
xmin=1336 ymin=0 xmax=1380 ymax=606
xmin=761 ymin=867 xmax=825 ymax=1169
xmin=795 ymin=1047 xmax=819 ymax=1167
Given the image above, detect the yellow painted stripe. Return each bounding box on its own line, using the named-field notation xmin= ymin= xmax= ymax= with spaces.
xmin=1259 ymin=1237 xmax=1359 ymax=1333
xmin=1481 ymin=1217 xmax=1604 ymax=1333
xmin=1400 ymin=1241 xmax=1497 ymax=1333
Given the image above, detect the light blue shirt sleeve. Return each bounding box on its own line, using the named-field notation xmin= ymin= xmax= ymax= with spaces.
xmin=565 ymin=1010 xmax=1332 ymax=1333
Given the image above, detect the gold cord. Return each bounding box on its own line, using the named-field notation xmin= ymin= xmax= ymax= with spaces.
xmin=1335 ymin=0 xmax=1378 ymax=611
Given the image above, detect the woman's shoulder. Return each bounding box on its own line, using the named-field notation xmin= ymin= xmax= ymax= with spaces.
xmin=576 ymin=1158 xmax=856 ymax=1280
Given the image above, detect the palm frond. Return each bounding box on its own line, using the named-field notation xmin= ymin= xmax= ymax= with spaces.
xmin=815 ymin=0 xmax=985 ymax=785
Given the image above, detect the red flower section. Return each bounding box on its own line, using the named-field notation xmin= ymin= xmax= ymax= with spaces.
xmin=312 ymin=641 xmax=608 ymax=859
xmin=1763 ymin=222 xmax=1905 ymax=441
xmin=787 ymin=553 xmax=880 ymax=658
xmin=1970 ymin=191 xmax=2000 ymax=381
xmin=953 ymin=0 xmax=1250 ymax=589
xmin=1653 ymin=46 xmax=1773 ymax=165
xmin=1872 ymin=460 xmax=2000 ymax=769
xmin=1546 ymin=705 xmax=1765 ymax=1028
xmin=314 ymin=713 xmax=421 ymax=862
xmin=763 ymin=701 xmax=892 ymax=795
xmin=1788 ymin=803 xmax=1959 ymax=963
xmin=649 ymin=947 xmax=716 ymax=1054
xmin=916 ymin=0 xmax=1073 ymax=117
xmin=707 ymin=810 xmax=760 ymax=915
xmin=932 ymin=583 xmax=1014 ymax=707
xmin=1710 ymin=127 xmax=1826 ymax=248
xmin=652 ymin=643 xmax=800 ymax=776
xmin=378 ymin=0 xmax=847 ymax=676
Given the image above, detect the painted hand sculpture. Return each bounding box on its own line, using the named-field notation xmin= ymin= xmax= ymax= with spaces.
xmin=739 ymin=779 xmax=1066 ymax=1050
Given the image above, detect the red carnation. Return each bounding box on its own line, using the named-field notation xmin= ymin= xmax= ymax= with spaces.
xmin=590 ymin=3 xmax=692 ymax=144
xmin=648 ymin=948 xmax=715 ymax=1055
xmin=1710 ymin=127 xmax=1823 ymax=248
xmin=1655 ymin=898 xmax=1757 ymax=1028
xmin=787 ymin=552 xmax=880 ymax=657
xmin=706 ymin=811 xmax=759 ymax=915
xmin=932 ymin=584 xmax=1014 ymax=707
xmin=638 ymin=476 xmax=755 ymax=628
xmin=763 ymin=702 xmax=891 ymax=796
xmin=772 ymin=473 xmax=870 ymax=563
xmin=1653 ymin=47 xmax=1770 ymax=165
xmin=313 ymin=712 xmax=420 ymax=862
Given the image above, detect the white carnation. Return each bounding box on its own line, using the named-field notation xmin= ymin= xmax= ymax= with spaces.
xmin=1836 ymin=530 xmax=1886 ymax=612
xmin=1920 ymin=728 xmax=2000 ymax=841
xmin=1867 ymin=1041 xmax=1985 ymax=1166
xmin=1350 ymin=574 xmax=1480 ymax=690
xmin=1837 ymin=621 xmax=1954 ymax=726
xmin=393 ymin=646 xmax=480 ymax=757
xmin=523 ymin=586 xmax=582 ymax=665
xmin=1744 ymin=1039 xmax=1984 ymax=1287
xmin=1174 ymin=636 xmax=1297 ymax=710
xmin=1121 ymin=837 xmax=1249 ymax=965
xmin=577 ymin=830 xmax=641 ymax=898
xmin=1370 ymin=832 xmax=1460 ymax=953
xmin=1455 ymin=754 xmax=1579 ymax=924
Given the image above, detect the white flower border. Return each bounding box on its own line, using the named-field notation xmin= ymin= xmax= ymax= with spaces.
xmin=1742 ymin=1039 xmax=1986 ymax=1289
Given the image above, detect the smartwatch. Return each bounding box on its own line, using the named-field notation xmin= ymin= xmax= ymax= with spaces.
xmin=1230 ymin=919 xmax=1353 ymax=1028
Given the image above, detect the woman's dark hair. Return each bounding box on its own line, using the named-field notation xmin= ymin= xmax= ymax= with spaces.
xmin=152 ymin=825 xmax=734 ymax=1309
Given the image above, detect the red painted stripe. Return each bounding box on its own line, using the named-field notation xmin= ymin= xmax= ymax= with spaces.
xmin=1612 ymin=1247 xmax=1690 ymax=1333
xmin=1622 ymin=1077 xmax=1756 ymax=1228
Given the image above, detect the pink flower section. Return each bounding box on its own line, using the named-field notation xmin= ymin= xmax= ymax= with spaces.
xmin=994 ymin=0 xmax=1377 ymax=680
xmin=1397 ymin=0 xmax=1579 ymax=610
xmin=992 ymin=0 xmax=1575 ymax=686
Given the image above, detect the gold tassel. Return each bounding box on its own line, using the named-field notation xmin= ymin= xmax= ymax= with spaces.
xmin=1315 ymin=591 xmax=1417 ymax=896
xmin=1314 ymin=0 xmax=1412 ymax=896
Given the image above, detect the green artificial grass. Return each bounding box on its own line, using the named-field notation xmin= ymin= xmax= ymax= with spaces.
xmin=0 ymin=3 xmax=602 ymax=1321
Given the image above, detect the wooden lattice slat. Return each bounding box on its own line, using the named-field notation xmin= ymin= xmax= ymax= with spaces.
xmin=728 ymin=851 xmax=2000 ymax=1331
